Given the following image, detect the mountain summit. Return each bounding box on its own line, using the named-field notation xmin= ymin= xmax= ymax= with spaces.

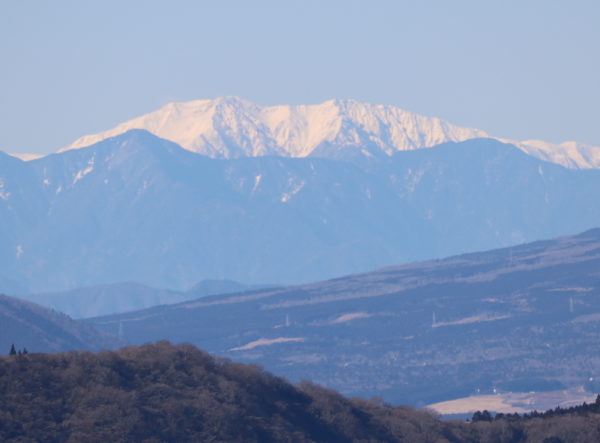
xmin=63 ymin=97 xmax=600 ymax=168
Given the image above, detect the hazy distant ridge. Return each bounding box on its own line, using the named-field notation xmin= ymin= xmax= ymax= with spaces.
xmin=2 ymin=130 xmax=600 ymax=293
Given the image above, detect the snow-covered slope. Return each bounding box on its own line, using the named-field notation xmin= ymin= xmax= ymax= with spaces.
xmin=62 ymin=97 xmax=600 ymax=168
xmin=515 ymin=140 xmax=600 ymax=169
xmin=8 ymin=153 xmax=44 ymax=161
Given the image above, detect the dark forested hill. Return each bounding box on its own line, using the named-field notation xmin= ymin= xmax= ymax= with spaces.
xmin=1 ymin=342 xmax=600 ymax=442
xmin=89 ymin=228 xmax=600 ymax=406
xmin=0 ymin=294 xmax=121 ymax=353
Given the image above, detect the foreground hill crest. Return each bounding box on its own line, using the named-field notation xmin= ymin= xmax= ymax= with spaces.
xmin=62 ymin=97 xmax=600 ymax=169
xmin=1 ymin=341 xmax=598 ymax=442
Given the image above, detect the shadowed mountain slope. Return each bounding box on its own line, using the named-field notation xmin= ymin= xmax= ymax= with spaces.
xmin=2 ymin=131 xmax=600 ymax=292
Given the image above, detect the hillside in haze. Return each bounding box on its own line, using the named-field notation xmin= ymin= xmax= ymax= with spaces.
xmin=89 ymin=228 xmax=600 ymax=407
xmin=2 ymin=130 xmax=600 ymax=292
xmin=2 ymin=341 xmax=600 ymax=442
xmin=62 ymin=97 xmax=600 ymax=169
xmin=0 ymin=294 xmax=121 ymax=353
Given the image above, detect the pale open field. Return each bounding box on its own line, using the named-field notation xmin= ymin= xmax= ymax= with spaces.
xmin=428 ymin=386 xmax=596 ymax=415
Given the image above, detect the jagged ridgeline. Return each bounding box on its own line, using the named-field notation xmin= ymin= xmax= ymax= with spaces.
xmin=1 ymin=342 xmax=600 ymax=442
xmin=63 ymin=97 xmax=600 ymax=169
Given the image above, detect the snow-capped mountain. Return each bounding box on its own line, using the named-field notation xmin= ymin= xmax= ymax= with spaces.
xmin=63 ymin=97 xmax=600 ymax=168
xmin=62 ymin=97 xmax=489 ymax=158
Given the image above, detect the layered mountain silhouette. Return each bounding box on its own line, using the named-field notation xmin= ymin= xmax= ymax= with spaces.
xmin=21 ymin=279 xmax=275 ymax=318
xmin=1 ymin=129 xmax=600 ymax=292
xmin=88 ymin=228 xmax=600 ymax=406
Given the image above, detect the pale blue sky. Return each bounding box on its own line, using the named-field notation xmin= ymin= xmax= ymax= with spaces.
xmin=1 ymin=0 xmax=599 ymax=154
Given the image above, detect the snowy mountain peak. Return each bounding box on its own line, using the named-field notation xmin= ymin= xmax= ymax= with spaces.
xmin=62 ymin=97 xmax=600 ymax=168
xmin=63 ymin=97 xmax=489 ymax=160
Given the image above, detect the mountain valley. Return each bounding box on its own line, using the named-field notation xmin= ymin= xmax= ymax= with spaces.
xmin=18 ymin=279 xmax=274 ymax=319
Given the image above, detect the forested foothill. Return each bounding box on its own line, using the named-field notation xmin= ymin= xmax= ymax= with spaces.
xmin=1 ymin=342 xmax=599 ymax=442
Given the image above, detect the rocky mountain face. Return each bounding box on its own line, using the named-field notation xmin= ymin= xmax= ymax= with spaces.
xmin=88 ymin=228 xmax=600 ymax=406
xmin=62 ymin=97 xmax=600 ymax=169
xmin=2 ymin=130 xmax=600 ymax=293
xmin=0 ymin=294 xmax=121 ymax=353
